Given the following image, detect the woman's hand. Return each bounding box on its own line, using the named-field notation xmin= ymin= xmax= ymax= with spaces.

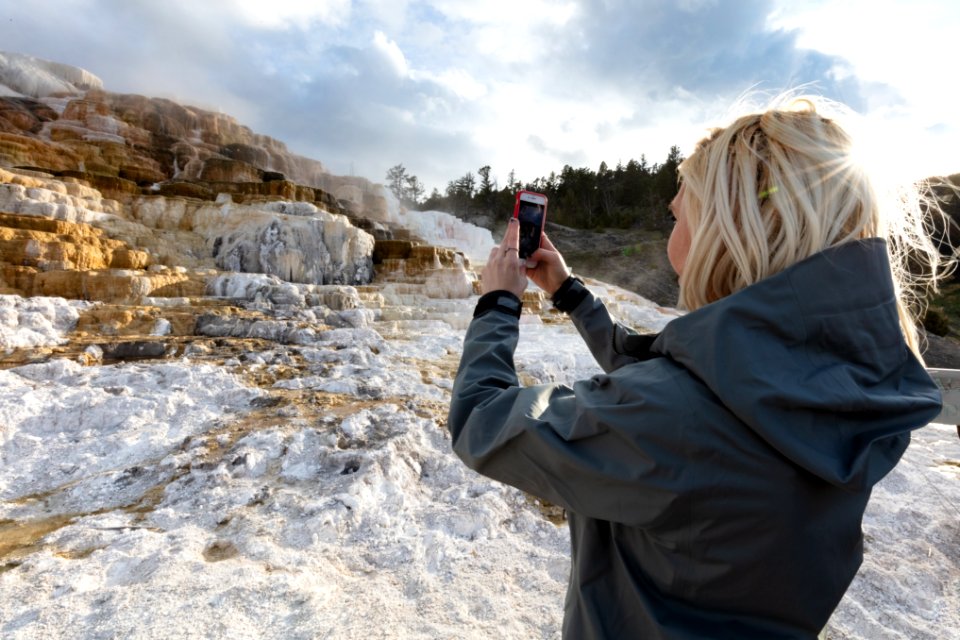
xmin=481 ymin=219 xmax=529 ymax=297
xmin=525 ymin=233 xmax=571 ymax=296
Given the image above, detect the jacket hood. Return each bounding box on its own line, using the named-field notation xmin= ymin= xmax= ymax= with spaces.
xmin=652 ymin=238 xmax=941 ymax=490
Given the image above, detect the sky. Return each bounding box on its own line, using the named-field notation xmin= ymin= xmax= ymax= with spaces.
xmin=1 ymin=0 xmax=958 ymax=194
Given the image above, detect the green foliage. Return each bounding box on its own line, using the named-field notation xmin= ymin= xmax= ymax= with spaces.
xmin=385 ymin=164 xmax=425 ymax=207
xmin=927 ymin=282 xmax=960 ymax=337
xmin=422 ymin=187 xmax=444 ymax=210
xmin=396 ymin=146 xmax=684 ymax=233
xmin=924 ymin=306 xmax=952 ymax=337
xmin=412 ymin=147 xmax=682 ymax=230
xmin=444 ymin=171 xmax=476 ymax=215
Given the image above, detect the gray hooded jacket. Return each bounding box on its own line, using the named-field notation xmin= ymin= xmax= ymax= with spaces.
xmin=447 ymin=238 xmax=941 ymax=639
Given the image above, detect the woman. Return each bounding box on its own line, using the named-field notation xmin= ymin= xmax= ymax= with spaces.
xmin=447 ymin=96 xmax=948 ymax=638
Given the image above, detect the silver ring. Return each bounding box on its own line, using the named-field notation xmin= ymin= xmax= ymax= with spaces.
xmin=504 ymin=248 xmax=519 ymax=253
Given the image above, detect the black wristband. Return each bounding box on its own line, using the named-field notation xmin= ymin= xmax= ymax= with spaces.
xmin=473 ymin=290 xmax=523 ymax=319
xmin=551 ymin=275 xmax=588 ymax=313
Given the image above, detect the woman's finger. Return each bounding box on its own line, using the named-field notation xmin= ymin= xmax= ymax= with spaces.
xmin=505 ymin=218 xmax=520 ymax=252
xmin=500 ymin=218 xmax=519 ymax=251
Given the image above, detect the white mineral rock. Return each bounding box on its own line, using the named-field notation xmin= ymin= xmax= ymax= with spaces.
xmin=0 ymin=294 xmax=92 ymax=350
xmin=193 ymin=200 xmax=375 ymax=285
xmin=0 ymin=50 xmax=103 ymax=98
xmin=372 ymin=190 xmax=496 ymax=264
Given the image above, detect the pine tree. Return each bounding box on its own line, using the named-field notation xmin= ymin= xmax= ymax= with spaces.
xmin=386 ymin=164 xmax=408 ymax=201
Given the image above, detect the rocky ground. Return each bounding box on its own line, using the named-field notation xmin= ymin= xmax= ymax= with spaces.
xmin=1 ymin=269 xmax=957 ymax=640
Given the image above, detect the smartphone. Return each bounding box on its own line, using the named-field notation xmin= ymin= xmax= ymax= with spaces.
xmin=513 ymin=190 xmax=548 ymax=260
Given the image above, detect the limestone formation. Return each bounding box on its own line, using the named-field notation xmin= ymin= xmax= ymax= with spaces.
xmin=0 ymin=52 xmax=487 ymax=371
xmin=206 ymin=202 xmax=376 ymax=286
xmin=0 ymin=164 xmax=381 ymax=285
xmin=0 ymin=98 xmax=59 ymax=135
xmin=0 ymin=85 xmax=357 ymax=209
xmin=0 ymin=154 xmax=480 ymax=366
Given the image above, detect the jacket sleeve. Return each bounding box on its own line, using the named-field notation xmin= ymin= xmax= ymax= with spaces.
xmin=447 ymin=306 xmax=686 ymax=527
xmin=560 ymin=277 xmax=658 ymax=373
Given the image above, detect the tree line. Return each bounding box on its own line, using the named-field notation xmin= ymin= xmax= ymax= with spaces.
xmin=385 ymin=145 xmax=684 ymax=231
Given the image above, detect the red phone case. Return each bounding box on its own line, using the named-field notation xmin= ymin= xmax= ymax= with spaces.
xmin=513 ymin=190 xmax=548 ymax=259
xmin=513 ymin=190 xmax=548 ymax=219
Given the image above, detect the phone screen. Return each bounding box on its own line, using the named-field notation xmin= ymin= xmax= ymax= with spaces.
xmin=517 ymin=201 xmax=544 ymax=259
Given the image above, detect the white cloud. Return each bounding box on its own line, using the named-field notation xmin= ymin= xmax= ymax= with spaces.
xmin=357 ymin=0 xmax=413 ymax=32
xmin=372 ymin=31 xmax=410 ymax=77
xmin=412 ymin=68 xmax=486 ymax=101
xmin=769 ymin=0 xmax=960 ymax=178
xmin=426 ymin=0 xmax=576 ymax=65
xmin=229 ymin=0 xmax=351 ymax=29
xmin=430 ymin=0 xmax=576 ymax=26
xmin=677 ymin=0 xmax=719 ymax=11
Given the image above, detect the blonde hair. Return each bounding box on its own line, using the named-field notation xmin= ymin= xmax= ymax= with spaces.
xmin=676 ymin=95 xmax=951 ymax=357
